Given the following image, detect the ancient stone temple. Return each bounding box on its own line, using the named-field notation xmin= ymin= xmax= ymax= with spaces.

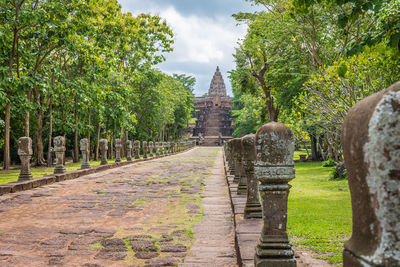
xmin=192 ymin=67 xmax=233 ymax=146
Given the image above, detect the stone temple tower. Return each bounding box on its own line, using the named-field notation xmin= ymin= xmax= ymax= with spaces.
xmin=192 ymin=67 xmax=233 ymax=146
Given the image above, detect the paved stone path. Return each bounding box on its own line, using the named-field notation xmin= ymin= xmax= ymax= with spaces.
xmin=0 ymin=147 xmax=236 ymax=267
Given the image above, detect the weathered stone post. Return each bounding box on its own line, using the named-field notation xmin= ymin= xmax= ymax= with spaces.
xmin=154 ymin=142 xmax=159 ymax=156
xmin=342 ymin=82 xmax=400 ymax=266
xmin=114 ymin=138 xmax=122 ymax=162
xmin=134 ymin=140 xmax=140 ymax=159
xmin=143 ymin=141 xmax=148 ymax=159
xmin=227 ymin=139 xmax=235 ymax=175
xmin=171 ymin=142 xmax=175 ymax=153
xmin=54 ymin=136 xmax=67 ymax=174
xmin=80 ymin=138 xmax=91 ymax=169
xmin=254 ymin=122 xmax=296 ymax=267
xmin=234 ymin=138 xmax=247 ymax=194
xmin=242 ymin=134 xmax=262 ymax=219
xmin=148 ymin=141 xmax=154 ymax=157
xmin=126 ymin=140 xmax=132 ymax=161
xmin=99 ymin=139 xmax=108 ymax=165
xmin=163 ymin=142 xmax=167 ymax=155
xmin=17 ymin=137 xmax=33 ymax=181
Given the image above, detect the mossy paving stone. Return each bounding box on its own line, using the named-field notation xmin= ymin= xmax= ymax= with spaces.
xmin=0 ymin=148 xmax=227 ymax=266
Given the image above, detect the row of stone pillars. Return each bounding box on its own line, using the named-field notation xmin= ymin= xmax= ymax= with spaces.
xmin=224 ymin=82 xmax=400 ymax=266
xmin=17 ymin=137 xmax=195 ymax=182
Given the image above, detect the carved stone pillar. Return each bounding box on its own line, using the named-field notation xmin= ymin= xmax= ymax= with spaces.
xmin=231 ymin=139 xmax=246 ymax=193
xmin=342 ymin=82 xmax=400 ymax=266
xmin=242 ymin=134 xmax=262 ymax=219
xmin=80 ymin=138 xmax=91 ymax=169
xmin=54 ymin=136 xmax=67 ymax=174
xmin=126 ymin=140 xmax=132 ymax=161
xmin=99 ymin=139 xmax=108 ymax=165
xmin=17 ymin=137 xmax=33 ymax=181
xmin=227 ymin=139 xmax=235 ymax=175
xmin=134 ymin=140 xmax=140 ymax=159
xmin=143 ymin=141 xmax=148 ymax=159
xmin=155 ymin=142 xmax=159 ymax=156
xmin=254 ymin=122 xmax=296 ymax=267
xmin=148 ymin=141 xmax=154 ymax=157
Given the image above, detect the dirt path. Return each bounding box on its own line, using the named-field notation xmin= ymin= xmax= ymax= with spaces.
xmin=0 ymin=147 xmax=235 ymax=267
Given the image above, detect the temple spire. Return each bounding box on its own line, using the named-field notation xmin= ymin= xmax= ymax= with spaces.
xmin=208 ymin=66 xmax=226 ymax=97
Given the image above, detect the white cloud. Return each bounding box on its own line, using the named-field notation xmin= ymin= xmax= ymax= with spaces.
xmin=119 ymin=1 xmax=249 ymax=96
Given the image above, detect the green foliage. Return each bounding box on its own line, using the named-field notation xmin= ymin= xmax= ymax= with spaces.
xmin=322 ymin=158 xmax=336 ymax=167
xmin=0 ymin=0 xmax=192 ymax=166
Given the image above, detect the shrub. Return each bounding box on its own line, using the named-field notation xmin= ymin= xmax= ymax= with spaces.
xmin=322 ymin=158 xmax=336 ymax=167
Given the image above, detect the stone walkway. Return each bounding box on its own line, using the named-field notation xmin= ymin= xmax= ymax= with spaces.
xmin=0 ymin=147 xmax=236 ymax=267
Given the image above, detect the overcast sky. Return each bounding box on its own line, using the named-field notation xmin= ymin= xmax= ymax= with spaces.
xmin=119 ymin=0 xmax=259 ymax=96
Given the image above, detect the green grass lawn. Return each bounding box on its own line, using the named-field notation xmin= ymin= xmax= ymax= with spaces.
xmin=0 ymin=158 xmax=119 ymax=184
xmin=288 ymin=161 xmax=352 ymax=265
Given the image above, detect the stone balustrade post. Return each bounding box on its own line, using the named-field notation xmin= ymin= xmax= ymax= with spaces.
xmin=115 ymin=138 xmax=122 ymax=162
xmin=227 ymin=140 xmax=235 ymax=175
xmin=242 ymin=134 xmax=262 ymax=219
xmin=171 ymin=143 xmax=175 ymax=153
xmin=149 ymin=141 xmax=154 ymax=157
xmin=342 ymin=82 xmax=400 ymax=266
xmin=134 ymin=140 xmax=140 ymax=159
xmin=143 ymin=141 xmax=148 ymax=159
xmin=80 ymin=138 xmax=91 ymax=169
xmin=54 ymin=136 xmax=67 ymax=174
xmin=254 ymin=122 xmax=296 ymax=266
xmin=99 ymin=139 xmax=108 ymax=165
xmin=231 ymin=138 xmax=244 ymax=184
xmin=126 ymin=140 xmax=132 ymax=161
xmin=233 ymin=138 xmax=247 ymax=194
xmin=17 ymin=137 xmax=33 ymax=181
xmin=163 ymin=142 xmax=167 ymax=155
xmin=155 ymin=142 xmax=159 ymax=156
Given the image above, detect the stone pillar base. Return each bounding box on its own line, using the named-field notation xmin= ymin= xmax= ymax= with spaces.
xmin=115 ymin=159 xmax=121 ymax=163
xmin=233 ymin=175 xmax=240 ymax=183
xmin=81 ymin=162 xmax=91 ymax=169
xmin=127 ymin=157 xmax=132 ymax=162
xmin=244 ymin=203 xmax=262 ymax=219
xmin=18 ymin=173 xmax=33 ymax=181
xmin=54 ymin=166 xmax=66 ymax=174
xmin=237 ymin=178 xmax=247 ymax=195
xmin=135 ymin=156 xmax=140 ymax=159
xmin=100 ymin=159 xmax=108 ymax=165
xmin=343 ymin=249 xmax=368 ymax=267
xmin=255 ymin=236 xmax=296 ymax=267
xmin=237 ymin=185 xmax=247 ymax=194
xmin=143 ymin=155 xmax=147 ymax=159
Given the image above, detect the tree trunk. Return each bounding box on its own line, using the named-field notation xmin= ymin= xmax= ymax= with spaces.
xmin=24 ymin=89 xmax=31 ymax=137
xmin=47 ymin=96 xmax=53 ymax=167
xmin=3 ymin=93 xmax=11 ymax=170
xmin=34 ymin=111 xmax=45 ymax=166
xmin=73 ymin=96 xmax=79 ymax=163
xmin=310 ymin=134 xmax=321 ymax=161
xmin=95 ymin=122 xmax=101 ymax=161
xmin=87 ymin=112 xmax=91 ymax=161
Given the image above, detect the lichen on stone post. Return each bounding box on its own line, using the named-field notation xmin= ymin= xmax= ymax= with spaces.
xmin=126 ymin=140 xmax=132 ymax=161
xmin=242 ymin=134 xmax=262 ymax=219
xmin=143 ymin=141 xmax=148 ymax=159
xmin=54 ymin=136 xmax=67 ymax=174
xmin=254 ymin=122 xmax=296 ymax=267
xmin=342 ymin=82 xmax=400 ymax=266
xmin=99 ymin=139 xmax=108 ymax=165
xmin=17 ymin=137 xmax=33 ymax=181
xmin=80 ymin=138 xmax=91 ymax=169
xmin=134 ymin=140 xmax=140 ymax=159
